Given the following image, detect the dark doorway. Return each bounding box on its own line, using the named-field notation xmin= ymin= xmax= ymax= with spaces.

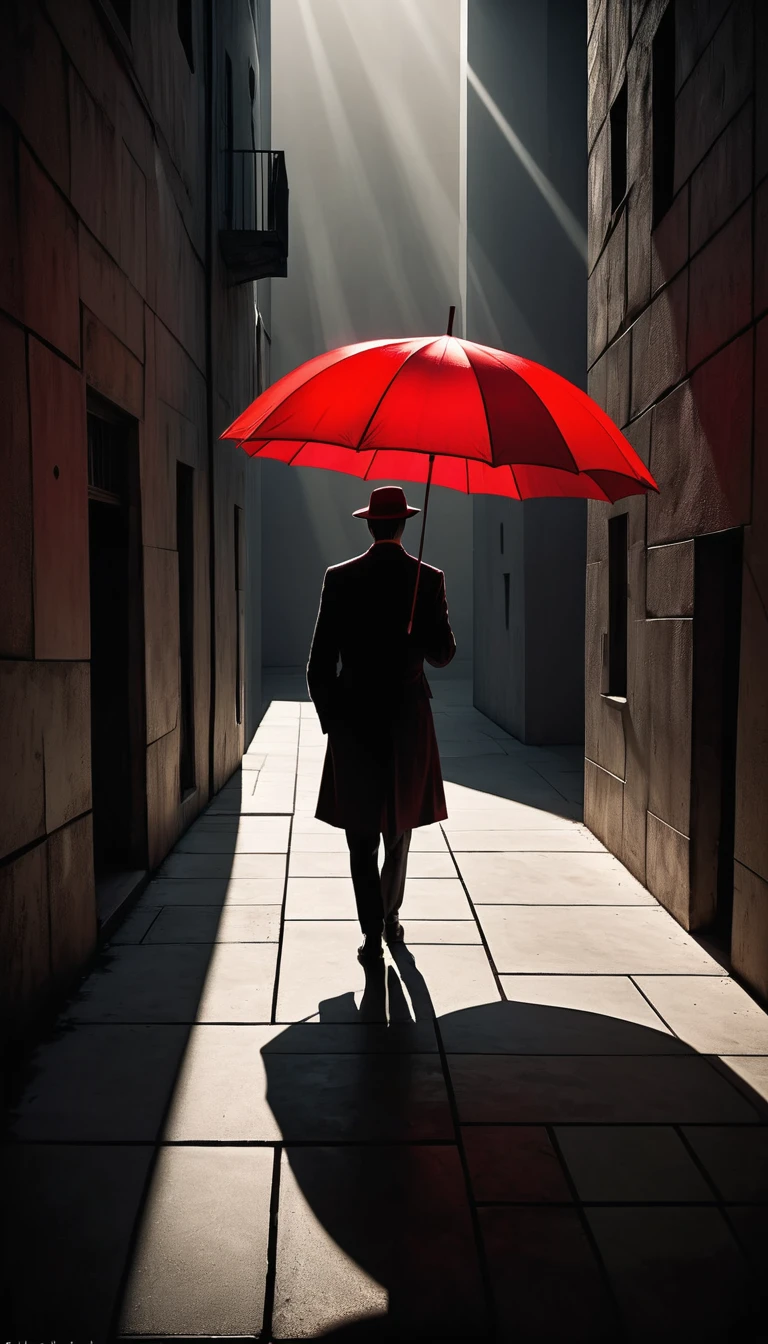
xmin=177 ymin=463 xmax=196 ymax=796
xmin=690 ymin=527 xmax=743 ymax=946
xmin=87 ymin=401 xmax=146 ymax=901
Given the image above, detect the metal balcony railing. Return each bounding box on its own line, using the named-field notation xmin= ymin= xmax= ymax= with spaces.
xmin=220 ymin=149 xmax=289 ymax=284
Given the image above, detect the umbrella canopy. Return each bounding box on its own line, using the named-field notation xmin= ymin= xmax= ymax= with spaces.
xmin=221 ymin=329 xmax=658 ymax=505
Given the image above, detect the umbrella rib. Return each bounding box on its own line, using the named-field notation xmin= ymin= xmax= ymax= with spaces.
xmin=559 ymin=380 xmax=654 ymax=484
xmin=465 ymin=344 xmax=580 ymax=476
xmin=464 ymin=344 xmax=525 ymax=496
xmin=240 ymin=338 xmax=399 ymax=441
xmin=353 ymin=338 xmax=439 ymax=450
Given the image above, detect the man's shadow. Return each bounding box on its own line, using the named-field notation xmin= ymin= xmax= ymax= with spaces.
xmin=261 ymin=947 xmax=767 ymax=1343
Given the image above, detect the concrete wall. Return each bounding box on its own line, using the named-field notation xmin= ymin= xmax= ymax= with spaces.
xmin=265 ymin=0 xmax=472 ymax=677
xmin=469 ymin=0 xmax=588 ymax=744
xmin=585 ymin=0 xmax=768 ymax=1000
xmin=0 ymin=0 xmax=263 ymax=1035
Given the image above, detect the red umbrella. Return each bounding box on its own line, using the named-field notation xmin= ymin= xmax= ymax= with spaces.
xmin=222 ymin=307 xmax=657 ymax=628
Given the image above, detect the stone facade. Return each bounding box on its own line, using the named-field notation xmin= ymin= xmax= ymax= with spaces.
xmin=469 ymin=0 xmax=588 ymax=745
xmin=0 ymin=0 xmax=272 ymax=1036
xmin=585 ymin=0 xmax=768 ymax=996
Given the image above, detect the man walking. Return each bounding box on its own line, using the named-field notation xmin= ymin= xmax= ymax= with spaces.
xmin=307 ymin=486 xmax=456 ymax=962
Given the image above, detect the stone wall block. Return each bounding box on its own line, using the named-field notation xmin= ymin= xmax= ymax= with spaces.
xmin=29 ymin=339 xmax=90 ymax=660
xmin=146 ymin=727 xmax=181 ymax=870
xmin=154 ymin=315 xmax=207 ymax=429
xmin=647 ymin=616 xmax=692 ymax=834
xmin=630 ymin=270 xmax=687 ymax=418
xmin=588 ymin=16 xmax=608 ymax=151
xmin=621 ymin=402 xmax=652 ymax=468
xmin=586 ymin=501 xmax=609 ymax=564
xmin=0 ymin=316 xmax=33 ymax=656
xmin=120 ymin=142 xmax=148 ymax=297
xmin=584 ymin=757 xmax=624 ymax=854
xmin=588 ymin=122 xmax=611 ymax=272
xmin=750 ymin=317 xmax=768 ymax=607
xmin=651 ymin=185 xmax=689 ymax=296
xmin=734 ymin=566 xmax=768 ymax=883
xmin=40 ymin=662 xmax=92 ymax=834
xmin=648 ymin=329 xmax=753 ymax=544
xmin=646 ymin=811 xmax=691 ymax=927
xmin=625 ymin=20 xmax=652 ymax=318
xmin=626 ymin=173 xmax=652 ymax=320
xmin=732 ymin=862 xmax=768 ymax=1001
xmin=757 ymin=0 xmax=768 ymax=183
xmin=83 ymin=308 xmax=144 ymax=420
xmin=606 ymin=0 xmax=630 ymax=103
xmin=585 ymin=561 xmax=627 ymax=777
xmin=48 ymin=813 xmax=96 ymax=985
xmin=646 ymin=541 xmax=695 ymax=617
xmin=69 ymin=65 xmax=121 ymax=261
xmin=590 ymin=329 xmax=632 ymax=429
xmin=674 ymin=0 xmax=752 ymax=188
xmin=622 ymin=612 xmax=650 ymax=881
xmin=140 ymin=315 xmax=175 ymax=550
xmin=588 ymin=252 xmax=609 ymax=367
xmin=46 ymin=0 xmax=119 ymax=126
xmin=0 ymin=662 xmax=45 ymax=860
xmin=691 ymin=100 xmax=753 ymax=255
xmin=755 ymin=178 xmax=768 ymax=319
xmin=78 ymin=224 xmax=144 ymax=362
xmin=148 ymin=147 xmax=206 ymax=373
xmin=144 ymin=545 xmax=180 ymax=745
xmin=0 ymin=2 xmax=70 ymax=192
xmin=605 ymin=211 xmax=627 ymax=344
xmin=0 ymin=119 xmax=22 ymax=321
xmin=675 ymin=0 xmax=732 ymax=91
xmin=0 ymin=844 xmax=49 ymax=1029
xmin=19 ymin=145 xmax=79 ymax=363
xmin=688 ymin=201 xmax=752 ymax=369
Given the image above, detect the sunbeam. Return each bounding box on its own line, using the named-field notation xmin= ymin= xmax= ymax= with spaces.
xmin=466 ymin=62 xmax=588 ymax=264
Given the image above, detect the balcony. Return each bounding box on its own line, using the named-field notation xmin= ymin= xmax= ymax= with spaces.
xmin=219 ymin=150 xmax=289 ymax=285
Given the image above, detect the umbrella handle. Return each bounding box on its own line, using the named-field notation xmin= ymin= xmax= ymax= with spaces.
xmin=407 ymin=453 xmax=435 ymax=635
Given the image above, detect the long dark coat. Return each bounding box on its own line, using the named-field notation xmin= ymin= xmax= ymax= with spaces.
xmin=306 ymin=542 xmax=457 ymax=835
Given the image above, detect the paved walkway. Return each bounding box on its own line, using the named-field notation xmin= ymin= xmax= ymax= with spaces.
xmin=4 ymin=679 xmax=768 ymax=1341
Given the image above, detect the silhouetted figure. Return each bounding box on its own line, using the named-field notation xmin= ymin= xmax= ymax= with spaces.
xmin=307 ymin=486 xmax=456 ymax=962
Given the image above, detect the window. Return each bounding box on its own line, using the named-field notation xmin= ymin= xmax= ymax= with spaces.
xmin=652 ymin=0 xmax=676 ymax=226
xmin=178 ymin=0 xmax=194 ymax=73
xmin=607 ymin=514 xmax=628 ymax=697
xmin=609 ymin=79 xmax=627 ymax=213
xmin=177 ymin=464 xmax=196 ymax=795
xmin=234 ymin=506 xmax=243 ymax=725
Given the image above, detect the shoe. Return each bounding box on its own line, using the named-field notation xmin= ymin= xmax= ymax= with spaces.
xmin=357 ymin=934 xmax=384 ymax=963
xmin=384 ymin=919 xmax=405 ymax=944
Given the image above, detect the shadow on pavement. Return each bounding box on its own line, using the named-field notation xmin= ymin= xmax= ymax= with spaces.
xmin=261 ymin=947 xmax=768 ymax=1344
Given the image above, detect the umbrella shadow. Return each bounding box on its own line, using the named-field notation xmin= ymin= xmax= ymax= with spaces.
xmin=261 ymin=945 xmax=767 ymax=1343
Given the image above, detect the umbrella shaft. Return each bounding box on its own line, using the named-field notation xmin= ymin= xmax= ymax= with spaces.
xmin=407 ymin=454 xmax=435 ymax=634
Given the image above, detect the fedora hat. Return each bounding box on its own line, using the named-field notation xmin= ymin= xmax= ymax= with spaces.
xmin=352 ymin=485 xmax=420 ymax=520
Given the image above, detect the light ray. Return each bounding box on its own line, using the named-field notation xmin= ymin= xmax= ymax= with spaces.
xmin=466 ymin=63 xmax=588 ymax=264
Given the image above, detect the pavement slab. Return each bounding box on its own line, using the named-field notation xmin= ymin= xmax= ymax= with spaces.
xmin=4 ymin=681 xmax=767 ymax=1340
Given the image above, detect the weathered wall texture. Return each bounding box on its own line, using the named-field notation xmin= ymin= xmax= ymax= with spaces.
xmin=585 ymin=0 xmax=768 ymax=998
xmin=266 ymin=0 xmax=472 ymax=678
xmin=469 ymin=0 xmax=588 ymax=744
xmin=0 ymin=0 xmax=267 ymax=1035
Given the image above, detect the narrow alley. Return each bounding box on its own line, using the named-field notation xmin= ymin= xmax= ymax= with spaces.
xmin=4 ymin=679 xmax=768 ymax=1340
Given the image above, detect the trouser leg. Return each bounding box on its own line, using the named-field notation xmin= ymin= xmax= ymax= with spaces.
xmin=381 ymin=830 xmax=412 ymax=924
xmin=345 ymin=830 xmax=383 ymax=936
